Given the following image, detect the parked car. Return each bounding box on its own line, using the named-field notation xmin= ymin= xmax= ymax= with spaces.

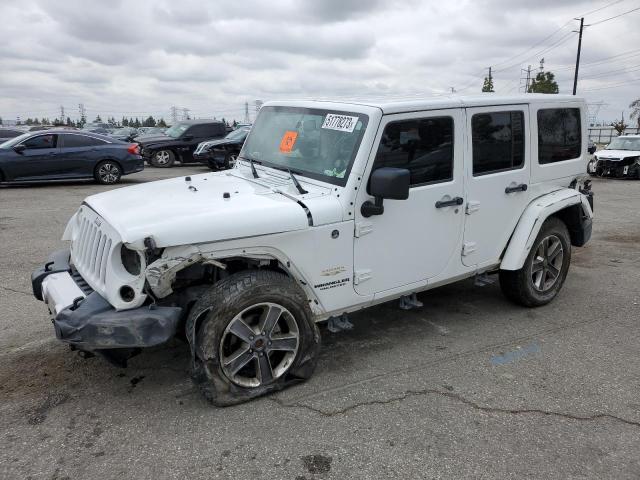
xmin=108 ymin=127 xmax=138 ymax=142
xmin=134 ymin=127 xmax=165 ymax=139
xmin=0 ymin=128 xmax=26 ymax=139
xmin=0 ymin=130 xmax=143 ymax=184
xmin=193 ymin=126 xmax=251 ymax=170
xmin=587 ymin=134 xmax=640 ymax=178
xmin=137 ymin=120 xmax=227 ymax=167
xmin=31 ymin=95 xmax=593 ymax=405
xmin=588 ymin=139 xmax=597 ymax=154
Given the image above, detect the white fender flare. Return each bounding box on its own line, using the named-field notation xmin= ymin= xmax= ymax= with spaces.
xmin=500 ymin=188 xmax=593 ymax=271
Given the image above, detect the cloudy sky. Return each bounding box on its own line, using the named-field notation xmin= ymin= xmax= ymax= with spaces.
xmin=0 ymin=0 xmax=638 ymax=125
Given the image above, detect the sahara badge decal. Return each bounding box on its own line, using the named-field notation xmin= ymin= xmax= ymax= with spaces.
xmin=320 ymin=266 xmax=346 ymax=277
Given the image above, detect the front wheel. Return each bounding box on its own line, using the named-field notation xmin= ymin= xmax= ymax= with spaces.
xmin=224 ymin=152 xmax=237 ymax=169
xmin=499 ymin=217 xmax=571 ymax=307
xmin=150 ymin=149 xmax=175 ymax=168
xmin=94 ymin=160 xmax=122 ymax=185
xmin=186 ymin=270 xmax=320 ymax=406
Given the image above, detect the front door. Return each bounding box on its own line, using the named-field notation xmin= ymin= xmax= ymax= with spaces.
xmin=353 ymin=109 xmax=465 ymax=296
xmin=10 ymin=133 xmax=60 ymax=180
xmin=462 ymin=105 xmax=531 ymax=268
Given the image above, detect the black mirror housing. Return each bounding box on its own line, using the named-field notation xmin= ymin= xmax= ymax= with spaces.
xmin=361 ymin=167 xmax=410 ymax=217
xmin=13 ymin=144 xmax=26 ymax=154
xmin=369 ymin=167 xmax=410 ymax=200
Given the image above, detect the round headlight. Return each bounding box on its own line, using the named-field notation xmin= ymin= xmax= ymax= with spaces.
xmin=120 ymin=245 xmax=142 ymax=276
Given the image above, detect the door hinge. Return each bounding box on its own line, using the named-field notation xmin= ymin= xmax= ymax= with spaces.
xmin=354 ymin=269 xmax=372 ymax=285
xmin=462 ymin=242 xmax=476 ymax=256
xmin=466 ymin=201 xmax=480 ymax=215
xmin=355 ymin=221 xmax=373 ymax=237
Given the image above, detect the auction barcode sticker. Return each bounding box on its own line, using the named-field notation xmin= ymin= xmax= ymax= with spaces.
xmin=322 ymin=114 xmax=359 ymax=133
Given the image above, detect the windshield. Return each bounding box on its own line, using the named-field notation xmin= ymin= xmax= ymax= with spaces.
xmin=225 ymin=128 xmax=249 ymax=140
xmin=606 ymin=137 xmax=640 ymax=151
xmin=164 ymin=123 xmax=189 ymax=138
xmin=0 ymin=132 xmax=32 ymax=149
xmin=240 ymin=106 xmax=369 ymax=186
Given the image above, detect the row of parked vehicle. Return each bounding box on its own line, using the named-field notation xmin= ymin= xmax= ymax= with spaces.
xmin=0 ymin=120 xmax=252 ymax=185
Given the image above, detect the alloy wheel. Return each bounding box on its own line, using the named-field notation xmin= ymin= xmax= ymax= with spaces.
xmin=531 ymin=234 xmax=564 ymax=292
xmin=98 ymin=163 xmax=120 ymax=184
xmin=220 ymin=302 xmax=300 ymax=388
xmin=155 ymin=150 xmax=171 ymax=165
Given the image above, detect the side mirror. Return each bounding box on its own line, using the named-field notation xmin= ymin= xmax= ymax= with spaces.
xmin=13 ymin=144 xmax=26 ymax=154
xmin=361 ymin=167 xmax=410 ymax=217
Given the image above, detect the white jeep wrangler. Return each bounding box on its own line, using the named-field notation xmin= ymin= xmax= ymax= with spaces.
xmin=32 ymin=95 xmax=594 ymax=405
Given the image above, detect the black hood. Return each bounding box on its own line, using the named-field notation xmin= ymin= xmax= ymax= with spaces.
xmin=136 ymin=134 xmax=172 ymax=145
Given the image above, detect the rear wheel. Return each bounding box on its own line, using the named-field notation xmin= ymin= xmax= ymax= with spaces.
xmin=150 ymin=149 xmax=175 ymax=168
xmin=94 ymin=160 xmax=122 ymax=185
xmin=186 ymin=270 xmax=320 ymax=406
xmin=499 ymin=217 xmax=571 ymax=307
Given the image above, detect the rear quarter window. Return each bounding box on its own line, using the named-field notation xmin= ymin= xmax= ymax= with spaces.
xmin=537 ymin=108 xmax=581 ymax=164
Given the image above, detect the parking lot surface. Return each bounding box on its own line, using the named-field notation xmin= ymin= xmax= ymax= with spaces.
xmin=1 ymin=167 xmax=639 ymax=479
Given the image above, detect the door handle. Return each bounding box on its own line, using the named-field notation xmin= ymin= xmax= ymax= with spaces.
xmin=505 ymin=183 xmax=528 ymax=194
xmin=435 ymin=196 xmax=463 ymax=208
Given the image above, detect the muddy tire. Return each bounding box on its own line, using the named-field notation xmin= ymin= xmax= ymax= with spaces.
xmin=499 ymin=217 xmax=571 ymax=307
xmin=186 ymin=270 xmax=320 ymax=406
xmin=150 ymin=149 xmax=175 ymax=168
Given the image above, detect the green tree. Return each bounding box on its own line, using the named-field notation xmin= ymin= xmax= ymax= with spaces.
xmin=94 ymin=115 xmax=102 ymax=123
xmin=528 ymin=71 xmax=559 ymax=94
xmin=122 ymin=117 xmax=129 ymax=127
xmin=157 ymin=118 xmax=167 ymax=128
xmin=0 ymin=117 xmax=3 ymax=125
xmin=143 ymin=116 xmax=156 ymax=127
xmin=482 ymin=76 xmax=494 ymax=92
xmin=66 ymin=117 xmax=73 ymax=127
xmin=611 ymin=118 xmax=627 ymax=136
xmin=630 ymin=99 xmax=640 ymax=129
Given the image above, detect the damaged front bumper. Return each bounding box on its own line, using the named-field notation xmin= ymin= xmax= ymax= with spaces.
xmin=31 ymin=249 xmax=182 ymax=351
xmin=588 ymin=158 xmax=640 ymax=178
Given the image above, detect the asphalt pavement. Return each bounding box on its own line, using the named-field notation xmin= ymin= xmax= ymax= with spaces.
xmin=1 ymin=166 xmax=639 ymax=479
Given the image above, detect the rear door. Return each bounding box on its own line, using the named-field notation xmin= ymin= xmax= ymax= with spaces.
xmin=462 ymin=105 xmax=531 ymax=268
xmin=58 ymin=133 xmax=109 ymax=177
xmin=10 ymin=133 xmax=60 ymax=180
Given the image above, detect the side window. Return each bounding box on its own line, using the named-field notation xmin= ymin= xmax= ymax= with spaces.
xmin=472 ymin=111 xmax=525 ymax=176
xmin=537 ymin=108 xmax=581 ymax=164
xmin=61 ymin=134 xmax=106 ymax=148
xmin=188 ymin=124 xmax=218 ymax=137
xmin=373 ymin=116 xmax=454 ymax=186
xmin=23 ymin=134 xmax=57 ymax=150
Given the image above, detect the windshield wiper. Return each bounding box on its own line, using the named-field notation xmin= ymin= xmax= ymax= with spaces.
xmin=238 ymin=155 xmax=259 ymax=178
xmin=288 ymin=170 xmax=308 ymax=195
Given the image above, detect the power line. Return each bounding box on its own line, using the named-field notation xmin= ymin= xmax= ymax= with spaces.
xmin=577 ymin=0 xmax=629 ymax=17
xmin=492 ymin=30 xmax=576 ymax=74
xmin=579 ymin=63 xmax=640 ymax=79
xmin=586 ymin=5 xmax=640 ymax=25
xmin=581 ymin=77 xmax=640 ymax=92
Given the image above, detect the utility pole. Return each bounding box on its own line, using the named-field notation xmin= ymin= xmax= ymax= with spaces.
xmin=449 ymin=87 xmax=456 ymax=94
xmin=572 ymin=17 xmax=584 ymax=95
xmin=182 ymin=108 xmax=190 ymax=120
xmin=526 ymin=65 xmax=532 ymax=92
xmin=170 ymin=106 xmax=178 ymax=124
xmin=243 ymin=101 xmax=250 ymax=123
xmin=59 ymin=106 xmax=65 ymax=125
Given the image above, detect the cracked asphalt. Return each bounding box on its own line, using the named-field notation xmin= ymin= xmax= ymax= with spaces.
xmin=1 ymin=166 xmax=639 ymax=479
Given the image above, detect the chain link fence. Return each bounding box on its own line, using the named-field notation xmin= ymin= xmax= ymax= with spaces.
xmin=589 ymin=127 xmax=640 ymax=144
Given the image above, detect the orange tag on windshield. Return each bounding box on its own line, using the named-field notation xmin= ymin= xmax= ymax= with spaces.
xmin=279 ymin=130 xmax=298 ymax=153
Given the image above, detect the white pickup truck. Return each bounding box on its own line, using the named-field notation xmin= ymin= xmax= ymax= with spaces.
xmin=32 ymin=95 xmax=594 ymax=405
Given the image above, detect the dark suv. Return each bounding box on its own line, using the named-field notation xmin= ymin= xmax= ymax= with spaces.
xmin=138 ymin=120 xmax=227 ymax=167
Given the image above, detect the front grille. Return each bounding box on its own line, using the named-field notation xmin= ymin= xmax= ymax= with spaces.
xmin=71 ymin=208 xmax=116 ymax=291
xmin=70 ymin=266 xmax=94 ymax=295
xmin=599 ymin=158 xmax=634 ymax=168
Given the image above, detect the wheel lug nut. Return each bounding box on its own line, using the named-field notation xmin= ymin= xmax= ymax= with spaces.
xmin=268 ymin=341 xmax=272 ymax=346
xmin=249 ymin=335 xmax=254 ymax=340
xmin=249 ymin=349 xmax=253 ymax=353
xmin=261 ymin=331 xmax=265 ymax=335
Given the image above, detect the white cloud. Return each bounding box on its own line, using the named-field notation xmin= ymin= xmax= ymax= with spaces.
xmin=0 ymin=0 xmax=638 ymax=124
